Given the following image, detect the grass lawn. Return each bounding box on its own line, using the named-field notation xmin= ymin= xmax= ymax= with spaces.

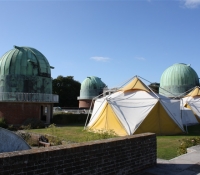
xmin=157 ymin=124 xmax=200 ymax=159
xmin=29 ymin=124 xmax=118 ymax=143
xmin=157 ymin=135 xmax=194 ymax=159
xmin=29 ymin=124 xmax=200 ymax=160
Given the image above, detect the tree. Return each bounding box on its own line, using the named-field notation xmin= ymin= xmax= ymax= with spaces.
xmin=52 ymin=76 xmax=81 ymax=107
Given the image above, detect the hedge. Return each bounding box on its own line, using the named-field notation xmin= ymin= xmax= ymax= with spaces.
xmin=52 ymin=113 xmax=91 ymax=125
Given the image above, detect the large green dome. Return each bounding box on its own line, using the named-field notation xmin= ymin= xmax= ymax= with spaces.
xmin=0 ymin=46 xmax=53 ymax=93
xmin=79 ymin=76 xmax=106 ymax=99
xmin=0 ymin=46 xmax=51 ymax=77
xmin=159 ymin=63 xmax=199 ymax=97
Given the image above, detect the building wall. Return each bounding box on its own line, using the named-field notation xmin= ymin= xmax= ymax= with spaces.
xmin=0 ymin=133 xmax=156 ymax=175
xmin=0 ymin=102 xmax=53 ymax=125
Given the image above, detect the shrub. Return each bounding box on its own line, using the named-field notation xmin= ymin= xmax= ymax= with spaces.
xmin=7 ymin=125 xmax=18 ymax=131
xmin=44 ymin=134 xmax=62 ymax=146
xmin=84 ymin=128 xmax=118 ymax=141
xmin=177 ymin=137 xmax=200 ymax=156
xmin=16 ymin=131 xmax=31 ymax=142
xmin=21 ymin=118 xmax=45 ymax=129
xmin=0 ymin=117 xmax=8 ymax=128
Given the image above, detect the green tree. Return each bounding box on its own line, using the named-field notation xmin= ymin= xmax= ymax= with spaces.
xmin=53 ymin=76 xmax=81 ymax=107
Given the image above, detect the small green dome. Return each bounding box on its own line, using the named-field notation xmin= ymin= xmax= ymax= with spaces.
xmin=79 ymin=76 xmax=106 ymax=99
xmin=0 ymin=46 xmax=53 ymax=93
xmin=159 ymin=63 xmax=199 ymax=97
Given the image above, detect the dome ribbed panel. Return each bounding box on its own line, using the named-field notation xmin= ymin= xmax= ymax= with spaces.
xmin=10 ymin=49 xmax=19 ymax=75
xmin=0 ymin=46 xmax=52 ymax=94
xmin=28 ymin=47 xmax=50 ymax=75
xmin=159 ymin=63 xmax=199 ymax=97
xmin=0 ymin=51 xmax=10 ymax=76
xmin=79 ymin=76 xmax=106 ymax=99
xmin=0 ymin=46 xmax=51 ymax=77
xmin=81 ymin=76 xmax=105 ymax=90
xmin=5 ymin=50 xmax=15 ymax=75
xmin=160 ymin=63 xmax=198 ymax=86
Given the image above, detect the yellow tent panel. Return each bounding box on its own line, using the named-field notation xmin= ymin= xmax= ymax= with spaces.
xmin=186 ymin=87 xmax=200 ymax=97
xmin=120 ymin=77 xmax=150 ymax=92
xmin=134 ymin=101 xmax=183 ymax=135
xmin=88 ymin=102 xmax=128 ymax=136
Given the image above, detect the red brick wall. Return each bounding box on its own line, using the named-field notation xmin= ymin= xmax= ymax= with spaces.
xmin=0 ymin=133 xmax=156 ymax=175
xmin=0 ymin=102 xmax=51 ymax=125
xmin=79 ymin=100 xmax=92 ymax=108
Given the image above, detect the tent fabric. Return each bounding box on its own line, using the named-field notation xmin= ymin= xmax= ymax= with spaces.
xmin=89 ymin=102 xmax=128 ymax=136
xmin=87 ymin=77 xmax=185 ymax=136
xmin=181 ymin=107 xmax=199 ymax=126
xmin=120 ymin=77 xmax=150 ymax=92
xmin=182 ymin=97 xmax=200 ymax=123
xmin=186 ymin=87 xmax=200 ymax=97
xmin=134 ymin=102 xmax=183 ymax=135
xmin=182 ymin=86 xmax=200 ymax=123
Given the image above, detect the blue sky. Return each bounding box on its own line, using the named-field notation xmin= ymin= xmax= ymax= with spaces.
xmin=1 ymin=0 xmax=200 ymax=88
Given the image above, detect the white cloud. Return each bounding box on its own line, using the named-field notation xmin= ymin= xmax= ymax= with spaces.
xmin=135 ymin=57 xmax=146 ymax=61
xmin=182 ymin=0 xmax=200 ymax=8
xmin=90 ymin=56 xmax=110 ymax=62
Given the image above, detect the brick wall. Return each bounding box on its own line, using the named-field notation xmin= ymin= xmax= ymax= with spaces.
xmin=0 ymin=102 xmax=52 ymax=125
xmin=79 ymin=100 xmax=92 ymax=109
xmin=0 ymin=133 xmax=156 ymax=175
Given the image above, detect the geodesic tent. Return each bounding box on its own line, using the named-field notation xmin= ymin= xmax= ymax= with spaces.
xmin=86 ymin=76 xmax=185 ymax=136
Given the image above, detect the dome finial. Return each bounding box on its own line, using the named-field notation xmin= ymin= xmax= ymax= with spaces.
xmin=14 ymin=45 xmax=21 ymax=49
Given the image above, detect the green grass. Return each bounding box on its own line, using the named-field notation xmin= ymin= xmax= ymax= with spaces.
xmin=157 ymin=136 xmax=193 ymax=159
xmin=28 ymin=124 xmax=200 ymax=160
xmin=29 ymin=124 xmax=117 ymax=143
xmin=157 ymin=124 xmax=200 ymax=159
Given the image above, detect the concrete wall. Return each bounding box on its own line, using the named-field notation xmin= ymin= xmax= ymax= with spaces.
xmin=0 ymin=133 xmax=156 ymax=175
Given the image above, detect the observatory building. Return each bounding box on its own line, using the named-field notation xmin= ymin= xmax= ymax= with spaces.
xmin=0 ymin=46 xmax=58 ymax=125
xmin=77 ymin=76 xmax=106 ymax=108
xmin=159 ymin=63 xmax=199 ymax=98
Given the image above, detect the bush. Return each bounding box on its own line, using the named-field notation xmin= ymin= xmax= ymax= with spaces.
xmin=0 ymin=117 xmax=8 ymax=128
xmin=177 ymin=137 xmax=200 ymax=156
xmin=52 ymin=113 xmax=90 ymax=125
xmin=84 ymin=128 xmax=118 ymax=141
xmin=16 ymin=131 xmax=31 ymax=142
xmin=21 ymin=118 xmax=45 ymax=129
xmin=44 ymin=134 xmax=62 ymax=146
xmin=7 ymin=125 xmax=18 ymax=131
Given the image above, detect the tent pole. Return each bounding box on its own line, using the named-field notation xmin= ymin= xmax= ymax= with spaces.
xmin=180 ymin=98 xmax=188 ymax=134
xmin=84 ymin=98 xmax=94 ymax=130
xmin=173 ymin=86 xmax=196 ymax=99
xmin=138 ymin=75 xmax=176 ymax=98
xmin=84 ymin=91 xmax=111 ymax=130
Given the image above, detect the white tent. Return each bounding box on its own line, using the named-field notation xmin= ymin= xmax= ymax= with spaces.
xmin=87 ymin=77 xmax=185 ymax=136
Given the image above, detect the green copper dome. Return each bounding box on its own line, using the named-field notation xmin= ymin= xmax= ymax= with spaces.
xmin=159 ymin=63 xmax=199 ymax=97
xmin=79 ymin=76 xmax=106 ymax=99
xmin=0 ymin=46 xmax=53 ymax=93
xmin=0 ymin=46 xmax=51 ymax=77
